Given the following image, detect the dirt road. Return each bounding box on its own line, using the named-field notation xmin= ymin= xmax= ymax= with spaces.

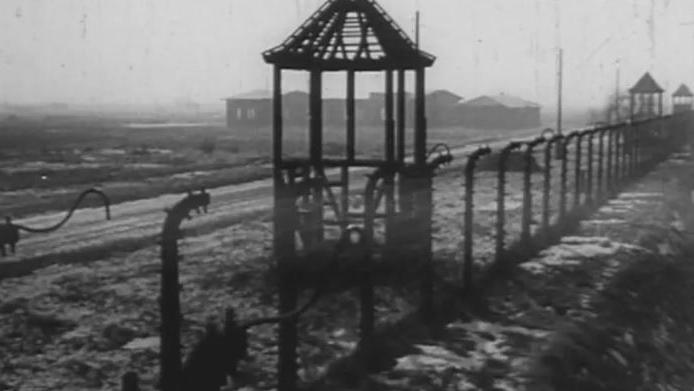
xmin=0 ymin=129 xmax=542 ymax=272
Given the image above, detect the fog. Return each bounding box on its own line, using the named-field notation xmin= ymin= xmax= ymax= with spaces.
xmin=1 ymin=0 xmax=692 ymax=111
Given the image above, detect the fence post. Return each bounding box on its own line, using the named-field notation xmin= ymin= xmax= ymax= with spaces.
xmin=625 ymin=122 xmax=634 ymax=179
xmin=559 ymin=132 xmax=578 ymax=224
xmin=632 ymin=121 xmax=641 ymax=175
xmin=612 ymin=127 xmax=621 ymax=188
xmin=160 ymin=217 xmax=183 ymax=391
xmin=606 ymin=128 xmax=614 ymax=195
xmin=463 ymin=146 xmax=491 ymax=293
xmin=615 ymin=126 xmax=623 ymax=188
xmin=596 ymin=128 xmax=607 ymax=201
xmin=542 ymin=135 xmax=561 ymax=242
xmin=585 ymin=130 xmax=595 ymax=205
xmin=626 ymin=123 xmax=635 ymax=178
xmin=361 ymin=171 xmax=381 ymax=339
xmin=159 ymin=190 xmax=210 ymax=391
xmin=574 ymin=132 xmax=584 ymax=209
xmin=495 ymin=141 xmax=523 ymax=264
xmin=521 ymin=137 xmax=545 ymax=245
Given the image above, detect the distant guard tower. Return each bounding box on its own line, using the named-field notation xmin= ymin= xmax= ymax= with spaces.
xmin=263 ymin=0 xmax=440 ymax=389
xmin=672 ymin=83 xmax=693 ymax=113
xmin=629 ymin=72 xmax=664 ymax=121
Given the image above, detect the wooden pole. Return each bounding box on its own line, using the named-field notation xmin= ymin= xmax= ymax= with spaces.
xmin=310 ymin=70 xmax=323 ymax=166
xmin=615 ymin=58 xmax=621 ymax=122
xmin=415 ymin=11 xmax=420 ymax=50
xmin=385 ymin=70 xmax=396 ymax=243
xmin=343 ymin=70 xmax=356 ymax=222
xmin=309 ymin=69 xmax=323 ymax=243
xmin=385 ymin=70 xmax=395 ymax=162
xmin=397 ymin=70 xmax=406 ymax=163
xmin=347 ymin=71 xmax=356 ymax=162
xmin=273 ymin=66 xmax=283 ymax=168
xmin=414 ymin=67 xmax=426 ymax=165
xmin=274 ymin=66 xmax=298 ymax=391
xmin=556 ymin=48 xmax=563 ymax=135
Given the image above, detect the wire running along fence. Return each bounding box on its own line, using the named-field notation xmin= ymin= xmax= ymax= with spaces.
xmin=127 ymin=112 xmax=690 ymax=391
xmin=460 ymin=112 xmax=691 ymax=291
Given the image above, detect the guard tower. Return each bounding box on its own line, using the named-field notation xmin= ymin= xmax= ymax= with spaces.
xmin=263 ymin=0 xmax=441 ymax=388
xmin=629 ymin=72 xmax=664 ymax=121
xmin=672 ymin=83 xmax=693 ymax=113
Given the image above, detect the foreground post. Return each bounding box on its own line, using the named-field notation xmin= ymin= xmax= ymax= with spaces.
xmin=463 ymin=146 xmax=491 ymax=292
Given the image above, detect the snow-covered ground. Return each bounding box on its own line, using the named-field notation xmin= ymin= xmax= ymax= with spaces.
xmin=368 ymin=153 xmax=693 ymax=390
xmin=0 ymin=133 xmax=623 ymax=390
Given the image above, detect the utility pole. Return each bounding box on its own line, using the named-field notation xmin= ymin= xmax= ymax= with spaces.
xmin=556 ymin=48 xmax=563 ymax=135
xmin=554 ymin=0 xmax=562 ymax=136
xmin=415 ymin=11 xmax=420 ymax=50
xmin=615 ymin=57 xmax=621 ymax=123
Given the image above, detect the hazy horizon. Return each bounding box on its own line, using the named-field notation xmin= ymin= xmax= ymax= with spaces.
xmin=1 ymin=0 xmax=693 ymax=111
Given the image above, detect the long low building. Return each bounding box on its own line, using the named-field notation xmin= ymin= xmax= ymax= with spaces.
xmin=457 ymin=94 xmax=541 ymax=129
xmin=224 ymin=90 xmax=540 ymax=129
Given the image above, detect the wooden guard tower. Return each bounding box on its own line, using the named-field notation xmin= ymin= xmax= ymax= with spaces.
xmin=672 ymin=83 xmax=693 ymax=113
xmin=629 ymin=72 xmax=664 ymax=121
xmin=263 ymin=0 xmax=440 ymax=389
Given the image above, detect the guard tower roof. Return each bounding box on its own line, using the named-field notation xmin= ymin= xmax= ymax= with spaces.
xmin=673 ymin=84 xmax=693 ymax=97
xmin=629 ymin=72 xmax=664 ymax=94
xmin=263 ymin=0 xmax=435 ymax=71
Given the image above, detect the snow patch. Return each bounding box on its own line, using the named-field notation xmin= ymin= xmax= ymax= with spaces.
xmin=447 ymin=320 xmax=549 ymax=339
xmin=607 ymin=198 xmax=655 ymax=206
xmin=618 ymin=192 xmax=662 ymax=199
xmin=581 ymin=219 xmax=627 ymax=225
xmin=520 ymin=237 xmax=633 ymax=274
xmin=560 ymin=236 xmax=612 ymax=245
xmin=478 ymin=199 xmax=523 ymax=212
xmin=392 ymin=320 xmax=544 ymax=375
xmin=122 ymin=336 xmax=160 ymax=351
xmin=394 ymin=345 xmax=477 ymax=372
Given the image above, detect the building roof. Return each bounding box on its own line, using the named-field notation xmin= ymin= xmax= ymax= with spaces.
xmin=263 ymin=0 xmax=435 ymax=71
xmin=629 ymin=72 xmax=664 ymax=94
xmin=673 ymin=84 xmax=693 ymax=97
xmin=427 ymin=89 xmax=463 ymax=101
xmin=226 ymin=90 xmax=272 ymax=100
xmin=460 ymin=94 xmax=540 ymax=108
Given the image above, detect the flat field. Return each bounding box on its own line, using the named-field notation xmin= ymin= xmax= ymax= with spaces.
xmin=0 ymin=112 xmax=544 ymax=218
xmin=0 ymin=148 xmax=586 ymax=390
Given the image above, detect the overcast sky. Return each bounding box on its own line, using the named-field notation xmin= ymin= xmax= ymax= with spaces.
xmin=1 ymin=0 xmax=693 ymax=109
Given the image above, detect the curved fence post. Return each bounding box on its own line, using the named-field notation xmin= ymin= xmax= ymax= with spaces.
xmin=632 ymin=121 xmax=641 ymax=175
xmin=606 ymin=128 xmax=614 ymax=195
xmin=542 ymin=134 xmax=562 ymax=243
xmin=495 ymin=141 xmax=523 ymax=264
xmin=361 ymin=169 xmax=384 ymax=339
xmin=463 ymin=146 xmax=491 ymax=293
xmin=612 ymin=126 xmax=622 ymax=188
xmin=585 ymin=130 xmax=596 ymax=205
xmin=624 ymin=121 xmax=634 ymax=180
xmin=622 ymin=124 xmax=632 ymax=180
xmin=597 ymin=128 xmax=608 ymax=201
xmin=560 ymin=131 xmax=578 ymax=224
xmin=521 ymin=137 xmax=545 ymax=245
xmin=159 ymin=190 xmax=211 ymax=391
xmin=574 ymin=131 xmax=586 ymax=209
xmin=617 ymin=125 xmax=627 ymax=187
